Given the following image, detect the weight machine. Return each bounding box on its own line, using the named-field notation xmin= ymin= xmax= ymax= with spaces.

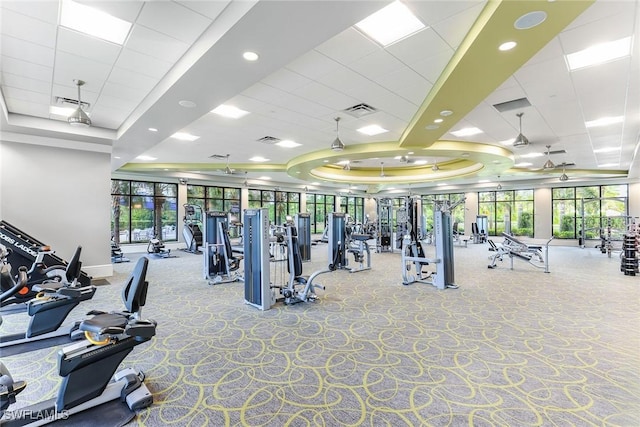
xmin=401 ymin=198 xmax=462 ymax=289
xmin=376 ymin=198 xmax=393 ymax=253
xmin=243 ymin=209 xmax=325 ymax=310
xmin=295 ymin=213 xmax=312 ymax=262
xmin=203 ymin=211 xmax=242 ymax=285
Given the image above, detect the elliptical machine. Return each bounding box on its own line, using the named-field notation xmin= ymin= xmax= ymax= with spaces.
xmin=182 ymin=204 xmax=203 ymax=254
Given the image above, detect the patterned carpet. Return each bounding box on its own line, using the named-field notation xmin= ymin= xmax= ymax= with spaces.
xmin=1 ymin=240 xmax=639 ymax=426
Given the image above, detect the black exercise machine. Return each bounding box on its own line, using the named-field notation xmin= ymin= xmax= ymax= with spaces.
xmin=182 ymin=204 xmax=203 ymax=254
xmin=0 ymin=257 xmax=156 ymax=425
xmin=487 ymin=233 xmax=553 ymax=273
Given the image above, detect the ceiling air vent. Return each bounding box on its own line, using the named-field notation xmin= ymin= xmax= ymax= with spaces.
xmin=343 ymin=103 xmax=377 ymax=118
xmin=54 ymin=96 xmax=90 ymax=109
xmin=493 ymin=97 xmax=531 ymax=113
xmin=548 ymin=149 xmax=566 ymax=155
xmin=257 ymin=136 xmax=281 ymax=144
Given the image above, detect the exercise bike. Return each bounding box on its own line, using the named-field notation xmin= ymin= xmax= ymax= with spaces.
xmin=0 ymin=257 xmax=156 ymax=425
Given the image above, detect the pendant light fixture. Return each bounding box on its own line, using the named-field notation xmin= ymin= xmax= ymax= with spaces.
xmin=243 ymin=171 xmax=249 ymax=187
xmin=331 ymin=117 xmax=345 ymax=151
xmin=380 ymin=161 xmax=385 ymax=178
xmin=432 ymin=163 xmax=439 ymax=171
xmin=68 ymin=79 xmax=91 ymax=127
xmin=343 ymin=161 xmax=351 ymax=171
xmin=542 ymin=145 xmax=555 ymax=170
xmin=559 ymin=162 xmax=569 ymax=181
xmin=512 ymin=112 xmax=529 ymax=148
xmin=496 ymin=175 xmax=502 ymax=190
xmin=223 ymin=154 xmax=233 ymax=174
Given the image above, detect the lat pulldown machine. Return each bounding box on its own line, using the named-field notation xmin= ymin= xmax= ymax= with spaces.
xmin=203 ymin=211 xmax=242 ymax=285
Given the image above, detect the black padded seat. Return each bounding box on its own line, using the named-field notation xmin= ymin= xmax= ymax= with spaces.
xmin=80 ymin=313 xmax=128 ymax=335
xmin=351 ymin=234 xmax=372 ymax=241
xmin=527 ymin=245 xmax=543 ymax=250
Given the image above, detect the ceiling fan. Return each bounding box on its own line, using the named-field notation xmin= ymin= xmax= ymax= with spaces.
xmin=210 ymin=153 xmax=236 ymax=174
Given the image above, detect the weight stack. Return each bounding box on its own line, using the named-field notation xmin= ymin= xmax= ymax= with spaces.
xmin=620 ymin=233 xmax=638 ymax=276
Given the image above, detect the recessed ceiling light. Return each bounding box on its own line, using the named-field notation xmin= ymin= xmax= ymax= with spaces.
xmin=414 ymin=160 xmax=427 ymax=165
xmin=478 ymin=180 xmax=490 ymax=183
xmin=49 ymin=106 xmax=75 ymax=116
xmin=249 ymin=156 xmax=270 ymax=162
xmin=460 ymin=153 xmax=470 ymax=158
xmin=566 ymin=37 xmax=632 ymax=71
xmin=451 ymin=127 xmax=483 ymax=137
xmin=387 ymin=187 xmax=396 ymax=190
xmin=136 ymin=155 xmax=157 ymax=161
xmin=178 ymin=100 xmax=196 ymax=108
xmin=163 ymin=168 xmax=169 ymax=171
xmin=585 ymin=116 xmax=624 ymax=128
xmin=393 ymin=156 xmax=402 ymax=160
xmin=437 ymin=183 xmax=448 ymax=186
xmin=114 ymin=156 xmax=121 ymax=159
xmin=311 ymin=182 xmax=320 ymax=185
xmin=276 ymin=140 xmax=302 ymax=148
xmin=211 ymin=104 xmax=250 ymax=119
xmin=499 ymin=41 xmax=517 ymax=51
xmin=514 ymin=11 xmax=547 ymax=30
xmin=355 ymin=0 xmax=425 ymax=47
xmin=258 ymin=176 xmax=271 ymax=180
xmin=243 ymin=51 xmax=259 ymax=61
xmin=425 ymin=125 xmax=440 ymax=130
xmin=323 ymin=160 xmax=329 ymax=163
xmin=440 ymin=110 xmax=453 ymax=117
xmin=60 ymin=0 xmax=131 ymax=45
xmin=520 ymin=152 xmax=544 ymax=158
xmin=148 ymin=127 xmax=158 ymax=132
xmin=434 ymin=118 xmax=443 ymax=124
xmin=357 ymin=124 xmax=388 ymax=136
xmin=408 ymin=152 xmax=414 ymax=155
xmin=593 ymin=147 xmax=620 ymax=153
xmin=171 ymin=132 xmax=200 ymax=141
xmin=598 ymin=163 xmax=618 ymax=168
xmin=515 ymin=162 xmax=533 ymax=167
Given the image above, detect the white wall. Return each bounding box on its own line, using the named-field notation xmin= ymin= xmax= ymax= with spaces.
xmin=534 ymin=187 xmax=552 ymax=238
xmin=0 ymin=140 xmax=112 ymax=278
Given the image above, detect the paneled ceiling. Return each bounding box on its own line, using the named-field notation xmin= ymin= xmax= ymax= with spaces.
xmin=1 ymin=0 xmax=638 ymax=195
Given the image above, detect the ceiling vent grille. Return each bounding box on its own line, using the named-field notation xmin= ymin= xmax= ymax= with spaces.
xmin=54 ymin=96 xmax=90 ymax=109
xmin=493 ymin=97 xmax=531 ymax=113
xmin=548 ymin=149 xmax=566 ymax=155
xmin=257 ymin=136 xmax=281 ymax=144
xmin=343 ymin=103 xmax=377 ymax=118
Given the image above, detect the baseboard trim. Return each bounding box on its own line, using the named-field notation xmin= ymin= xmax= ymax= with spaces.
xmin=84 ymin=264 xmax=113 ymax=279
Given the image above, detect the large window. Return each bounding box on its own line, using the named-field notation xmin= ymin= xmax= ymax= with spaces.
xmin=248 ymin=189 xmax=300 ymax=225
xmin=186 ymin=185 xmax=241 ymax=216
xmin=340 ymin=196 xmax=365 ymax=223
xmin=552 ymin=185 xmax=628 ymax=239
xmin=306 ymin=194 xmax=336 ymax=234
xmin=478 ymin=189 xmax=534 ymax=237
xmin=422 ymin=193 xmax=465 ymax=234
xmin=111 ymin=180 xmax=178 ymax=244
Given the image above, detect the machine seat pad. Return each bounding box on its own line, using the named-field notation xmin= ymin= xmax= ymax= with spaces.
xmin=527 ymin=245 xmax=542 ymax=250
xmin=79 ymin=313 xmax=128 ymax=335
xmin=295 ymin=276 xmax=308 ymax=285
xmin=33 ymin=281 xmax=65 ymax=292
xmin=351 ymin=234 xmax=372 ymax=242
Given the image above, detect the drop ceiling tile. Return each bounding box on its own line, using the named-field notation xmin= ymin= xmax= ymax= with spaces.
xmin=564 ymin=0 xmax=633 ymax=31
xmin=1 ymin=73 xmax=51 ymax=94
xmin=0 ymin=35 xmax=54 ymax=67
xmin=410 ymin=0 xmax=485 ymax=26
xmin=243 ymin=82 xmax=334 ymax=119
xmin=286 ymin=50 xmax=342 ymax=81
xmin=559 ymin=9 xmax=635 ymax=54
xmin=4 ymin=97 xmax=49 ymax=118
xmin=2 ymin=86 xmax=49 ymax=104
xmin=126 ymin=25 xmax=190 ymax=64
xmin=259 ymin=67 xmax=312 ymax=93
xmin=177 ymin=1 xmax=231 ymax=20
xmin=115 ymin=48 xmax=174 ymax=80
xmin=315 ymin=27 xmax=380 ymax=66
xmin=372 ymin=67 xmax=431 ymax=106
xmin=136 ymin=1 xmax=212 ymax=44
xmin=293 ymin=81 xmax=360 ymax=111
xmin=0 ymin=55 xmax=52 ymax=82
xmin=100 ymin=82 xmax=148 ymax=104
xmin=0 ymin=1 xmax=58 ymax=24
xmin=57 ymin=28 xmax=122 ymax=66
xmin=53 ymin=51 xmax=113 ymax=89
xmin=430 ymin=2 xmax=484 ymax=49
xmin=571 ymin=59 xmax=630 ymax=118
xmin=537 ymin=101 xmax=585 ymax=138
xmin=316 ymin=66 xmax=374 ymax=98
xmin=386 ymin=28 xmax=451 ymax=67
xmin=410 ymin=49 xmax=454 ymax=83
xmin=0 ymin=7 xmax=56 ymax=48
xmin=349 ymin=50 xmax=406 ymax=81
xmin=107 ymin=67 xmax=159 ymax=93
